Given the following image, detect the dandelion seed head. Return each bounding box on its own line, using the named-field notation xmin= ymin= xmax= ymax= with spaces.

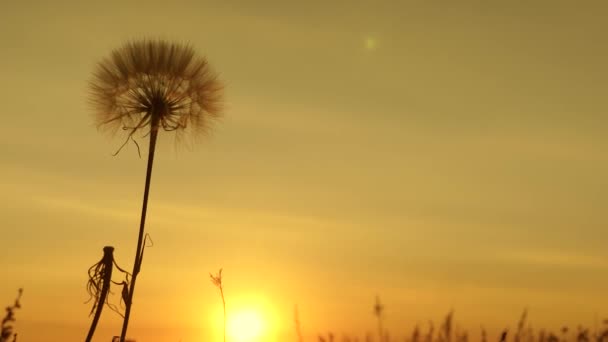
xmin=89 ymin=39 xmax=223 ymax=143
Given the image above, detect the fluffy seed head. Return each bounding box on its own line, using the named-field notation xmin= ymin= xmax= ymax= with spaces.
xmin=89 ymin=39 xmax=223 ymax=142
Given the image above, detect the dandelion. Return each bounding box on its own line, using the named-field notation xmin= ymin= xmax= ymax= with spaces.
xmin=89 ymin=39 xmax=224 ymax=342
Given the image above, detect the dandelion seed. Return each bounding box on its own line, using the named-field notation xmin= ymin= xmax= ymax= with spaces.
xmin=90 ymin=39 xmax=223 ymax=151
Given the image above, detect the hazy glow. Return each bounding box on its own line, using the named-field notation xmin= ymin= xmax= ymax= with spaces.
xmin=364 ymin=36 xmax=377 ymax=50
xmin=227 ymin=309 xmax=265 ymax=342
xmin=208 ymin=295 xmax=278 ymax=342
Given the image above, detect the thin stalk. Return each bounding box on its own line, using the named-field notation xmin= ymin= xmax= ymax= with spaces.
xmin=294 ymin=305 xmax=303 ymax=342
xmin=220 ymin=284 xmax=226 ymax=342
xmin=374 ymin=296 xmax=384 ymax=342
xmin=378 ymin=317 xmax=383 ymax=342
xmin=119 ymin=120 xmax=159 ymax=342
xmin=210 ymin=269 xmax=226 ymax=342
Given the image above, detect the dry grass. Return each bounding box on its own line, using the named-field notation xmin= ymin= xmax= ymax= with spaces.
xmin=313 ymin=301 xmax=608 ymax=342
xmin=210 ymin=268 xmax=226 ymax=342
xmin=1 ymin=288 xmax=22 ymax=342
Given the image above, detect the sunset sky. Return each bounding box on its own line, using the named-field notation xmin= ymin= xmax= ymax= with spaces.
xmin=1 ymin=1 xmax=608 ymax=341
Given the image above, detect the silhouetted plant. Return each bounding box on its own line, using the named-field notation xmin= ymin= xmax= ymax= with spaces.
xmin=514 ymin=310 xmax=528 ymax=342
xmin=313 ymin=306 xmax=606 ymax=342
xmin=1 ymin=288 xmax=22 ymax=342
xmin=85 ymin=246 xmax=130 ymax=342
xmin=527 ymin=327 xmax=535 ymax=342
xmin=499 ymin=329 xmax=508 ymax=342
xmin=412 ymin=324 xmax=421 ymax=342
xmin=438 ymin=311 xmax=453 ymax=342
xmin=562 ymin=327 xmax=570 ymax=342
xmin=425 ymin=321 xmax=435 ymax=342
xmin=373 ymin=296 xmax=385 ymax=342
xmin=547 ymin=332 xmax=560 ymax=342
xmin=598 ymin=324 xmax=608 ymax=342
xmin=295 ymin=304 xmax=304 ymax=342
xmin=319 ymin=333 xmax=335 ymax=342
xmin=89 ymin=39 xmax=223 ymax=342
xmin=210 ymin=268 xmax=226 ymax=342
xmin=577 ymin=326 xmax=590 ymax=342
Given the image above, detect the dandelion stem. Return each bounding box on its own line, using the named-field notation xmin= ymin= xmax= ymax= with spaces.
xmin=119 ymin=118 xmax=160 ymax=342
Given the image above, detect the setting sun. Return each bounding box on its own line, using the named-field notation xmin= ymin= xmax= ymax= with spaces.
xmin=206 ymin=294 xmax=279 ymax=342
xmin=227 ymin=309 xmax=266 ymax=342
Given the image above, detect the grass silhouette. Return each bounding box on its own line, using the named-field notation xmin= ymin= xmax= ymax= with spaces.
xmin=312 ymin=308 xmax=608 ymax=342
xmin=0 ymin=288 xmax=22 ymax=342
xmin=373 ymin=296 xmax=385 ymax=342
xmin=2 ymin=287 xmax=607 ymax=342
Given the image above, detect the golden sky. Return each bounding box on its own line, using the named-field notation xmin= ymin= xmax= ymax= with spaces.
xmin=1 ymin=1 xmax=608 ymax=341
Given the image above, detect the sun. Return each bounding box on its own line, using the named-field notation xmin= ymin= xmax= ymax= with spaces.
xmin=227 ymin=309 xmax=266 ymax=342
xmin=206 ymin=294 xmax=278 ymax=342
